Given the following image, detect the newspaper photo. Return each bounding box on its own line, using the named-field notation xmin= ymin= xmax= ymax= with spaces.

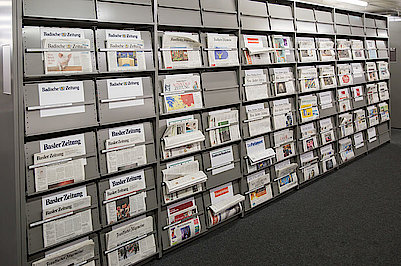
xmin=169 ymin=216 xmax=201 ymax=246
xmin=275 ymin=141 xmax=295 ymax=162
xmin=242 ymin=35 xmax=270 ymax=65
xmin=162 ymin=32 xmax=202 ymax=69
xmin=277 ymin=172 xmax=298 ymax=193
xmin=303 ymin=163 xmax=319 ymax=181
xmin=105 ymin=30 xmax=146 ymax=72
xmin=207 ymin=33 xmax=239 ymax=67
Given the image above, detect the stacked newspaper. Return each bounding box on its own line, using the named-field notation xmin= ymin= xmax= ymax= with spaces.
xmin=318 ymin=91 xmax=334 ymax=110
xmin=298 ymin=66 xmax=319 ymax=93
xmin=318 ymin=65 xmax=337 ymax=89
xmin=366 ymin=83 xmax=380 ymax=105
xmin=339 ymin=112 xmax=354 ymax=137
xmin=162 ymin=74 xmax=203 ymax=113
xmin=365 ymin=40 xmax=378 ymax=59
xmin=272 ymin=98 xmax=294 ymax=130
xmin=105 ymin=216 xmax=156 ymax=266
xmin=105 ymin=124 xmax=147 ymax=173
xmin=300 ymin=150 xmax=319 ymax=180
xmin=297 ymin=37 xmax=317 ymax=62
xmin=208 ymin=182 xmax=244 ymax=226
xmin=162 ymin=116 xmax=205 ymax=159
xmin=242 ymin=35 xmax=271 ymax=65
xmin=206 ymin=33 xmax=239 ymax=67
xmin=246 ymin=136 xmax=276 ymax=173
xmin=247 ymin=170 xmax=272 ymax=208
xmin=41 ymin=186 xmax=92 ymax=247
xmin=167 ymin=197 xmax=201 ymax=246
xmin=319 ymin=118 xmax=336 ymax=146
xmin=274 ymin=129 xmax=295 ymax=162
xmin=320 ymin=144 xmax=337 ymax=172
xmin=354 ymin=109 xmax=367 ymax=132
xmin=354 ymin=132 xmax=365 ymax=149
xmin=337 ymin=64 xmax=353 ymax=86
xmin=317 ymin=38 xmax=335 ymax=61
xmin=41 ymin=27 xmax=92 ymax=74
xmin=337 ymin=39 xmax=352 ymax=60
xmin=33 ymin=133 xmax=86 ymax=192
xmin=300 ymin=123 xmax=317 ymax=153
xmin=351 ymin=62 xmax=365 ymax=83
xmin=244 ymin=69 xmax=269 ymax=101
xmin=366 ymin=61 xmax=378 ymax=82
xmin=161 ymin=32 xmax=202 ymax=69
xmin=245 ymin=103 xmax=271 ymax=137
xmin=377 ymin=61 xmax=390 ymax=80
xmin=272 ymin=67 xmax=295 ymax=96
xmin=105 ymin=30 xmax=146 ymax=72
xmin=378 ymin=102 xmax=390 ymax=122
xmin=208 ymin=109 xmax=240 ymax=147
xmin=339 ymin=137 xmax=355 ymax=162
xmin=299 ymin=95 xmax=319 ymax=122
xmin=378 ymin=82 xmax=389 ymax=101
xmin=351 ymin=86 xmax=364 ymax=102
xmin=351 ymin=39 xmax=365 ymax=60
xmin=104 ymin=170 xmax=147 ymax=224
xmin=275 ymin=160 xmax=298 ymax=193
xmin=271 ymin=35 xmax=293 ymax=63
xmin=337 ymin=88 xmax=352 ymax=113
xmin=367 ymin=127 xmax=377 ymax=143
xmin=367 ymin=105 xmax=379 ymax=127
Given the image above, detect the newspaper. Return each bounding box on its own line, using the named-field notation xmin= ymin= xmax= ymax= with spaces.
xmin=322 ymin=156 xmax=337 ymax=172
xmin=32 ymin=239 xmax=95 ymax=266
xmin=34 ymin=158 xmax=86 ymax=192
xmin=337 ymin=39 xmax=352 ymax=60
xmin=366 ymin=84 xmax=379 ymax=104
xmin=367 ymin=105 xmax=379 ymax=127
xmin=210 ymin=146 xmax=235 ymax=175
xmin=368 ymin=127 xmax=377 ymax=143
xmin=272 ymin=35 xmax=292 ymax=63
xmin=319 ymin=117 xmax=333 ymax=132
xmin=273 ymin=128 xmax=293 ymax=146
xmin=318 ymin=91 xmax=333 ymax=110
xmin=162 ymin=32 xmax=202 ymax=69
xmin=169 ymin=216 xmax=201 ymax=246
xmin=106 ymin=124 xmax=147 ymax=173
xmin=247 ymin=170 xmax=270 ymax=191
xmin=277 ymin=172 xmax=298 ymax=193
xmin=275 ymin=141 xmax=295 ymax=162
xmin=208 ymin=109 xmax=240 ymax=147
xmin=302 ymin=135 xmax=317 ymax=152
xmin=303 ymin=163 xmax=319 ymax=181
xmin=208 ymin=183 xmax=243 ymax=225
xmin=318 ymin=65 xmax=337 ymax=89
xmin=351 ymin=40 xmax=365 ymax=60
xmin=354 ymin=132 xmax=365 ymax=149
xmin=300 ymin=95 xmax=319 ymax=122
xmin=300 ymin=123 xmax=316 ymax=139
xmin=163 ymin=157 xmax=203 ymax=203
xmin=337 ymin=64 xmax=353 ymax=86
xmin=106 ymin=78 xmax=144 ymax=109
xmin=105 ymin=30 xmax=146 ymax=72
xmin=317 ymin=39 xmax=335 ymax=61
xmin=351 ymin=86 xmax=364 ymax=102
xmin=365 ymin=40 xmax=377 ymax=59
xmin=245 ymin=137 xmax=273 ymax=173
xmin=366 ymin=61 xmax=378 ymax=82
xmin=339 ymin=137 xmax=354 ymax=162
xmin=320 ymin=144 xmax=335 ymax=161
xmin=272 ymin=67 xmax=295 ymax=96
xmin=163 ymin=74 xmax=202 ymax=113
xmin=300 ymin=151 xmax=315 ymax=165
xmin=378 ymin=82 xmax=389 ymax=101
xmin=207 ymin=33 xmax=239 ymax=67
xmin=352 ymin=62 xmax=365 ymax=82
xmin=245 ymin=103 xmax=271 ymax=136
xmin=378 ymin=61 xmax=390 ymax=80
xmin=379 ymin=102 xmax=390 ymax=122
xmin=275 ymin=160 xmax=297 ymax=178
xmin=247 ymin=170 xmax=272 ymax=207
xmin=338 ymin=88 xmax=352 ymax=113
xmin=272 ymin=99 xmax=293 ymax=130
xmin=243 ymin=35 xmax=270 ymax=65
xmin=105 ymin=171 xmax=147 ymax=224
xmin=339 ymin=112 xmax=354 ymax=137
xmin=208 ymin=204 xmax=241 ymax=226
xmin=354 ymin=109 xmax=367 ymax=132
xmin=106 ymin=216 xmax=155 ymax=266
xmin=297 ymin=37 xmax=317 ymax=62
xmin=244 ymin=69 xmax=269 ymax=101
xmin=299 ymin=66 xmax=319 ymax=93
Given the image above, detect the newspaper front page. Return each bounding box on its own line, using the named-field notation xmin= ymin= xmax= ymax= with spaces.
xmin=162 ymin=32 xmax=202 ymax=69
xmin=207 ymin=33 xmax=239 ymax=67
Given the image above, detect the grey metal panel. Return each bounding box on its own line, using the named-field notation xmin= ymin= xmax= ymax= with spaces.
xmin=158 ymin=7 xmax=202 ymax=27
xmin=98 ymin=172 xmax=157 ymax=227
xmin=319 ymin=104 xmax=337 ymax=118
xmin=28 ymin=234 xmax=101 ymax=265
xmin=315 ymin=10 xmax=333 ymax=23
xmin=202 ymin=144 xmax=241 ymax=189
xmin=97 ymin=1 xmax=153 ymax=24
xmin=97 ymin=77 xmax=155 ymax=125
xmin=201 ymin=71 xmax=240 ymax=108
xmin=317 ymin=23 xmax=334 ymax=34
xmin=96 ymin=29 xmax=154 ymax=73
xmin=352 ymin=98 xmax=366 ymax=109
xmin=367 ymin=135 xmax=380 ymax=150
xmin=377 ymin=29 xmax=388 ymax=38
xmin=376 ymin=19 xmax=387 ymax=29
xmin=353 ymin=73 xmax=366 ymax=84
xmin=24 ymin=81 xmax=98 ymax=136
xmin=23 ymin=26 xmax=97 ymax=77
xmin=202 ymin=12 xmax=238 ymax=29
xmin=23 ymin=0 xmax=96 ymax=20
xmin=354 ymin=140 xmax=367 ymax=156
xmin=97 ymin=122 xmax=156 ymax=176
xmin=365 ymin=18 xmax=376 ymax=27
xmin=378 ymin=50 xmax=388 ymax=58
xmin=201 ymin=0 xmax=236 ymax=12
xmin=349 ymin=15 xmax=363 ymax=26
xmin=336 ymin=25 xmax=351 ymax=35
xmin=270 ymin=18 xmax=295 ymax=32
xmin=268 ymin=3 xmax=293 ymax=20
xmin=24 ymin=132 xmax=99 ymax=195
xmin=335 ymin=13 xmax=349 ymax=25
xmin=378 ymin=122 xmax=390 ymax=135
xmin=297 ymin=21 xmax=317 ymax=33
xmin=158 ymin=0 xmax=199 ymax=9
xmin=366 ymin=27 xmax=377 ymax=37
xmin=379 ymin=131 xmax=391 ymax=144
xmin=296 ymin=7 xmax=315 ymax=22
xmin=241 ymin=16 xmax=270 ymax=31
xmin=26 ymin=183 xmax=100 ymax=255
xmin=351 ymin=26 xmax=365 ymax=36
xmin=239 ymin=0 xmax=268 ymax=17
xmin=160 ymin=194 xmax=206 ymax=250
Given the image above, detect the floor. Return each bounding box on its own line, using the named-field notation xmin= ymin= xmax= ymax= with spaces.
xmin=148 ymin=129 xmax=401 ymax=266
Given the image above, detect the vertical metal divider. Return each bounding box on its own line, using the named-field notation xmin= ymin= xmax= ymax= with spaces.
xmin=386 ymin=16 xmax=391 ymax=140
xmin=333 ymin=7 xmax=341 ymax=168
xmin=363 ymin=12 xmax=369 ymax=156
xmin=152 ymin=0 xmax=164 ymax=259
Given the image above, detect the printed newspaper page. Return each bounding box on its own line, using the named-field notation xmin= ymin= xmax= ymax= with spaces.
xmin=246 ymin=103 xmax=271 ymax=136
xmin=162 ymin=32 xmax=202 ymax=69
xmin=242 ymin=35 xmax=270 ymax=65
xmin=208 ymin=109 xmax=240 ymax=147
xmin=244 ymin=69 xmax=269 ymax=101
xmin=107 ymin=77 xmax=145 ymax=109
xmin=207 ymin=33 xmax=239 ymax=67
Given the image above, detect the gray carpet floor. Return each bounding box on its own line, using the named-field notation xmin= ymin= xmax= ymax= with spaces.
xmin=148 ymin=129 xmax=401 ymax=266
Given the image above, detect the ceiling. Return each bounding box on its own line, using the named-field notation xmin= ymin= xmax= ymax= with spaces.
xmin=301 ymin=0 xmax=401 ymax=15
